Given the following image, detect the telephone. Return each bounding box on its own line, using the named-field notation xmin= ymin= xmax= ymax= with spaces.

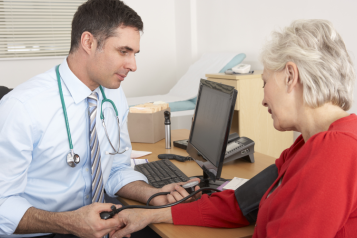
xmin=173 ymin=132 xmax=255 ymax=163
xmin=232 ymin=64 xmax=251 ymax=73
xmin=225 ymin=136 xmax=255 ymax=163
xmin=225 ymin=63 xmax=253 ymax=75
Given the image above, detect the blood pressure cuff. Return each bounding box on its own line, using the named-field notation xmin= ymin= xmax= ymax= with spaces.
xmin=234 ymin=164 xmax=278 ymax=224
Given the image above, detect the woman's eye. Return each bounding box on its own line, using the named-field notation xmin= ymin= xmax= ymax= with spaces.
xmin=120 ymin=51 xmax=127 ymax=55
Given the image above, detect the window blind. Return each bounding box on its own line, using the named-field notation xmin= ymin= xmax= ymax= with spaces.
xmin=0 ymin=0 xmax=86 ymax=58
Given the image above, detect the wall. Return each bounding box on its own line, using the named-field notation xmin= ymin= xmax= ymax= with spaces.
xmin=121 ymin=0 xmax=178 ymax=97
xmin=1 ymin=0 xmax=357 ymax=114
xmin=195 ymin=0 xmax=357 ymax=115
xmin=174 ymin=0 xmax=197 ymax=80
xmin=0 ymin=57 xmax=64 ymax=88
xmin=0 ymin=0 xmax=179 ymax=99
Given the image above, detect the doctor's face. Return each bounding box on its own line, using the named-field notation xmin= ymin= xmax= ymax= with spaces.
xmin=88 ymin=26 xmax=140 ymax=89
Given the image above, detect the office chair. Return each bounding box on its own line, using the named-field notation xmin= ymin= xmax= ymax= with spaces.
xmin=0 ymin=86 xmax=12 ymax=100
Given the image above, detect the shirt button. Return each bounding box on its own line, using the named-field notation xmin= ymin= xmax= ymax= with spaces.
xmin=86 ymin=168 xmax=89 ymax=172
xmin=86 ymin=195 xmax=89 ymax=199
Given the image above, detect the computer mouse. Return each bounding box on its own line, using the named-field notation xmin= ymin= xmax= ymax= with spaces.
xmin=181 ymin=180 xmax=199 ymax=194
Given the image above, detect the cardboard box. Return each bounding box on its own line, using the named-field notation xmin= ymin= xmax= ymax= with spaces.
xmin=129 ymin=102 xmax=169 ymax=113
xmin=128 ymin=108 xmax=170 ymax=143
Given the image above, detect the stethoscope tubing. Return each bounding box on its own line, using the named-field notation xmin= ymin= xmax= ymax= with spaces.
xmin=56 ymin=65 xmax=74 ymax=151
xmin=56 ymin=64 xmax=128 ymax=167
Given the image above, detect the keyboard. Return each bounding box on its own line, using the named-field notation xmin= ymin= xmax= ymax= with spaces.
xmin=134 ymin=159 xmax=189 ymax=188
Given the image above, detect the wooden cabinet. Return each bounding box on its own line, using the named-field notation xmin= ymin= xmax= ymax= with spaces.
xmin=206 ymin=72 xmax=293 ymax=158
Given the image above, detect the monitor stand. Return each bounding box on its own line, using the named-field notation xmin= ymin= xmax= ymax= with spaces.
xmin=194 ymin=172 xmax=228 ymax=194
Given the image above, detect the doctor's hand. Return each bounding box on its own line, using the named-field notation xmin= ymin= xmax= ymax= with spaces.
xmin=150 ymin=178 xmax=201 ymax=206
xmin=67 ymin=203 xmax=122 ymax=238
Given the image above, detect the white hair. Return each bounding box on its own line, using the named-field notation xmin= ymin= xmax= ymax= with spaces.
xmin=261 ymin=19 xmax=355 ymax=110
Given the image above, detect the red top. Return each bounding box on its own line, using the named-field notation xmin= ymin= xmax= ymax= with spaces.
xmin=172 ymin=114 xmax=357 ymax=237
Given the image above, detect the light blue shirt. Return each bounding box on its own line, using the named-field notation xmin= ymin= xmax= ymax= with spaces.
xmin=0 ymin=58 xmax=148 ymax=237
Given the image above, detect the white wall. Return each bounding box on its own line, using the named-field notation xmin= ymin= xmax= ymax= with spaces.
xmin=174 ymin=0 xmax=197 ymax=80
xmin=1 ymin=0 xmax=357 ymax=116
xmin=0 ymin=0 xmax=179 ymax=99
xmin=121 ymin=0 xmax=178 ymax=97
xmin=0 ymin=57 xmax=64 ymax=88
xmin=194 ymin=0 xmax=357 ymax=114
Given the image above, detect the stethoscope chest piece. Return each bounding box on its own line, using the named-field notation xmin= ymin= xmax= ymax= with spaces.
xmin=67 ymin=152 xmax=80 ymax=168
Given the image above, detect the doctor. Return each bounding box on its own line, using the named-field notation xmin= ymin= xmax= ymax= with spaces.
xmin=0 ymin=0 xmax=192 ymax=237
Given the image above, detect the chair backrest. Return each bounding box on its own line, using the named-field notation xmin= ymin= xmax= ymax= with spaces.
xmin=0 ymin=86 xmax=12 ymax=100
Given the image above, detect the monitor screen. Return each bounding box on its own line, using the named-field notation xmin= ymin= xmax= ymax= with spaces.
xmin=187 ymin=79 xmax=237 ymax=181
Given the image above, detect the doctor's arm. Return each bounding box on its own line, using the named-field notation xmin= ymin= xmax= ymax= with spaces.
xmin=105 ymin=104 xmax=200 ymax=206
xmin=115 ymin=178 xmax=201 ymax=206
xmin=0 ymin=98 xmax=119 ymax=237
xmin=15 ymin=203 xmax=121 ymax=237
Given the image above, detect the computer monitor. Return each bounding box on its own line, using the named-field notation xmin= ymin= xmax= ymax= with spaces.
xmin=187 ymin=79 xmax=237 ymax=188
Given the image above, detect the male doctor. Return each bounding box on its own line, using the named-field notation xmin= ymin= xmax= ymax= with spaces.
xmin=0 ymin=0 xmax=194 ymax=237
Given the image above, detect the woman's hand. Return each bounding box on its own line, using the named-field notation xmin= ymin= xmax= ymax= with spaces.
xmin=110 ymin=208 xmax=172 ymax=238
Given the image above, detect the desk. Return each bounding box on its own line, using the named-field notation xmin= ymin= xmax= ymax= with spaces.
xmin=119 ymin=129 xmax=277 ymax=238
xmin=206 ymin=72 xmax=293 ymax=158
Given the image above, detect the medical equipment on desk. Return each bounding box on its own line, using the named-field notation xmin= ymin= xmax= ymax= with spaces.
xmin=232 ymin=63 xmax=251 ymax=73
xmin=55 ymin=65 xmax=128 ymax=168
xmin=164 ymin=111 xmax=171 ymax=149
xmin=100 ymin=180 xmax=221 ymax=220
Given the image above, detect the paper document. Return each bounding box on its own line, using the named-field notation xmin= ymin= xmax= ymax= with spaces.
xmin=131 ymin=150 xmax=152 ymax=159
xmin=131 ymin=158 xmax=149 ymax=169
xmin=130 ymin=150 xmax=152 ymax=169
xmin=222 ymin=177 xmax=249 ymax=190
xmin=217 ymin=181 xmax=230 ymax=191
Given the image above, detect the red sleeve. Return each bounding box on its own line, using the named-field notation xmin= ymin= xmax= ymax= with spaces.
xmin=171 ymin=190 xmax=250 ymax=228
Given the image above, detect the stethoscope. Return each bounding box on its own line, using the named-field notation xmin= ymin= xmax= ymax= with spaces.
xmin=56 ymin=65 xmax=128 ymax=167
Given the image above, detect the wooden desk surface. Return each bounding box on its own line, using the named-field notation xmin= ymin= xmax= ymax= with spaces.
xmin=119 ymin=129 xmax=276 ymax=238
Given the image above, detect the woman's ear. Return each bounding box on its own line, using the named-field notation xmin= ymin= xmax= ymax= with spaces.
xmin=285 ymin=62 xmax=299 ymax=93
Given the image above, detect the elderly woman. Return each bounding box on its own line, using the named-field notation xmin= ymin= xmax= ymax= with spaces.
xmin=111 ymin=19 xmax=357 ymax=238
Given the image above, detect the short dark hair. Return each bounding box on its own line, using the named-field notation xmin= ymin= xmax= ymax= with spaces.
xmin=69 ymin=0 xmax=143 ymax=53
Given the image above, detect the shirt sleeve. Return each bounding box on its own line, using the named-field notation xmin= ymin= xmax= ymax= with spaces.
xmin=104 ymin=90 xmax=148 ymax=197
xmin=172 ymin=190 xmax=250 ymax=228
xmin=266 ymin=132 xmax=357 ymax=237
xmin=0 ymin=98 xmax=34 ymax=235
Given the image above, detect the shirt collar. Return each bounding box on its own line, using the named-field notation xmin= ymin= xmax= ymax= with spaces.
xmin=58 ymin=57 xmax=92 ymax=104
